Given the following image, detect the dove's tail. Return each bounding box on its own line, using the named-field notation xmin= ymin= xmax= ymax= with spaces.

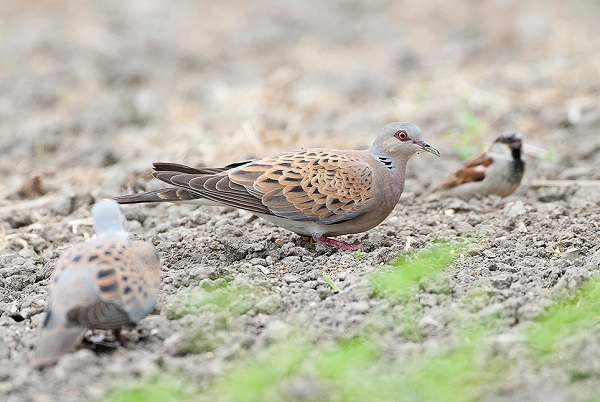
xmin=112 ymin=188 xmax=201 ymax=204
xmin=33 ymin=312 xmax=87 ymax=367
xmin=114 ymin=160 xmax=255 ymax=205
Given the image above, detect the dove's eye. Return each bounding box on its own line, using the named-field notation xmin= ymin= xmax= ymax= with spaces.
xmin=394 ymin=130 xmax=409 ymax=141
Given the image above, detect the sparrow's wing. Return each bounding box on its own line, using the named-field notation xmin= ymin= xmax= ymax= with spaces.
xmin=433 ymin=153 xmax=493 ymax=191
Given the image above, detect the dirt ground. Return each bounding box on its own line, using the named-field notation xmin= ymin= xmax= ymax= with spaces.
xmin=1 ymin=0 xmax=599 ymax=401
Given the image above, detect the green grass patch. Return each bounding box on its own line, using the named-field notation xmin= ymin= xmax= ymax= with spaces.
xmin=163 ymin=278 xmax=272 ymax=354
xmin=322 ymin=272 xmax=340 ymax=292
xmin=164 ymin=278 xmax=269 ymax=320
xmin=463 ymin=286 xmax=495 ymax=313
xmin=368 ymin=238 xmax=478 ymax=342
xmin=107 ymin=325 xmax=508 ymax=402
xmin=393 ymin=303 xmax=425 ymax=343
xmin=181 ymin=318 xmax=229 ymax=354
xmin=104 ymin=374 xmax=196 ymax=402
xmin=204 ymin=336 xmax=310 ymax=402
xmin=370 ymin=238 xmax=477 ymax=303
xmin=107 ymin=238 xmax=504 ymax=401
xmin=527 ymin=274 xmax=600 ymax=358
xmin=397 ymin=321 xmax=508 ymax=402
xmin=201 ymin=322 xmax=506 ymax=402
xmin=443 ymin=113 xmax=489 ymax=160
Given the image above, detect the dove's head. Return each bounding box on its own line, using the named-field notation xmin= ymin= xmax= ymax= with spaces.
xmin=369 ymin=122 xmax=440 ymax=161
xmin=92 ymin=199 xmax=129 ymax=240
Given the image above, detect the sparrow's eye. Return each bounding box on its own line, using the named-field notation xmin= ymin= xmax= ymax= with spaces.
xmin=394 ymin=130 xmax=409 ymax=141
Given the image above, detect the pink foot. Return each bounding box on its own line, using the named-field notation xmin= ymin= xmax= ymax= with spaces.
xmin=113 ymin=329 xmax=128 ymax=347
xmin=81 ymin=337 xmax=119 ymax=351
xmin=80 ymin=330 xmax=127 ymax=350
xmin=311 ymin=236 xmax=361 ymax=251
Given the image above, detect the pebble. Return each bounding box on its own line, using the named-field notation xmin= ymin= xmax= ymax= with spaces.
xmin=262 ymin=320 xmax=290 ymax=343
xmin=254 ymin=265 xmax=269 ymax=275
xmin=491 ymin=273 xmax=513 ymax=288
xmin=506 ymin=200 xmax=526 ymax=217
xmin=283 ymin=273 xmax=300 ymax=283
xmin=348 ymin=301 xmax=370 ymax=314
xmin=249 ymin=257 xmax=267 ymax=266
xmin=53 ymin=349 xmax=97 ymax=380
xmin=255 ymin=294 xmax=283 ymax=314
xmin=281 ymin=376 xmax=326 ymax=401
xmin=318 ymin=289 xmax=332 ymax=300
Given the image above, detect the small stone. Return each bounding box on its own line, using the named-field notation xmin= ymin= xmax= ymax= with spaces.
xmin=281 ymin=256 xmax=301 ymax=267
xmin=54 ymin=349 xmax=96 ymax=380
xmin=563 ymin=248 xmax=583 ymax=260
xmin=348 ymin=301 xmax=370 ymax=314
xmin=249 ymin=257 xmax=267 ymax=266
xmin=491 ymin=273 xmax=513 ymax=288
xmin=281 ymin=376 xmax=326 ymax=401
xmin=262 ymin=320 xmax=290 ymax=343
xmin=255 ymin=265 xmax=270 ymax=275
xmin=318 ymin=289 xmax=332 ymax=300
xmin=302 ymin=272 xmax=317 ymax=281
xmin=255 ymin=294 xmax=283 ymax=314
xmin=506 ymin=200 xmax=526 ymax=217
xmin=283 ymin=273 xmax=300 ymax=283
xmin=419 ymin=315 xmax=442 ymax=329
xmin=483 ymin=250 xmax=497 ymax=258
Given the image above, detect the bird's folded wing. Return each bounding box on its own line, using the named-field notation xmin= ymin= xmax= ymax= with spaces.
xmin=59 ymin=241 xmax=158 ymax=328
xmin=153 ymin=150 xmax=374 ymax=224
xmin=90 ymin=242 xmax=159 ymax=324
xmin=434 ymin=153 xmax=492 ymax=191
xmin=67 ymin=299 xmax=132 ymax=329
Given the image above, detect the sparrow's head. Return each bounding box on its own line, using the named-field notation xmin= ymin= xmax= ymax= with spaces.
xmin=370 ymin=122 xmax=440 ymax=160
xmin=495 ymin=131 xmax=523 ymax=150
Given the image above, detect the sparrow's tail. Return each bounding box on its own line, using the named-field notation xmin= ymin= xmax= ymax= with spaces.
xmin=112 ymin=188 xmax=201 ymax=204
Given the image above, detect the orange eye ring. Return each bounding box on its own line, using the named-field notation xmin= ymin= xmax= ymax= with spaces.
xmin=395 ymin=130 xmax=408 ymax=140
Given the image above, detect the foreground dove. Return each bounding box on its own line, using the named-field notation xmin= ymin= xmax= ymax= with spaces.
xmin=34 ymin=200 xmax=161 ymax=367
xmin=428 ymin=131 xmax=525 ymax=200
xmin=114 ymin=122 xmax=440 ymax=250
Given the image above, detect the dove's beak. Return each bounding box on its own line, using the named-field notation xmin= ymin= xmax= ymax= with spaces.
xmin=415 ymin=141 xmax=441 ymax=157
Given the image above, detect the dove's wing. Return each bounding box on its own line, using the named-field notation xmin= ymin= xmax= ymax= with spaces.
xmin=153 ymin=149 xmax=375 ymax=224
xmin=65 ymin=239 xmax=160 ymax=328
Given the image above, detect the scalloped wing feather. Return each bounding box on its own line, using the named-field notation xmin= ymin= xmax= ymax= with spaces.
xmin=228 ymin=150 xmax=373 ymax=224
xmin=53 ymin=239 xmax=160 ymax=328
xmin=151 ymin=150 xmax=374 ymax=224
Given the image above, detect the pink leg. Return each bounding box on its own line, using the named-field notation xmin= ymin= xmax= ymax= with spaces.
xmin=295 ymin=234 xmax=361 ymax=251
xmin=80 ymin=330 xmax=127 ymax=351
xmin=81 ymin=336 xmax=119 ymax=351
xmin=311 ymin=236 xmax=361 ymax=251
xmin=113 ymin=329 xmax=128 ymax=347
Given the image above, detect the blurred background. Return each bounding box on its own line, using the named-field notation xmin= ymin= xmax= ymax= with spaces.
xmin=0 ymin=0 xmax=598 ymax=197
xmin=1 ymin=3 xmax=599 ymax=400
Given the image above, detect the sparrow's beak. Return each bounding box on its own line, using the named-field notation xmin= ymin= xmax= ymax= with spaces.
xmin=415 ymin=141 xmax=441 ymax=157
xmin=509 ymin=139 xmax=523 ymax=150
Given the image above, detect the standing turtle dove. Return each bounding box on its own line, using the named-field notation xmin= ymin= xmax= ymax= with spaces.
xmin=34 ymin=199 xmax=161 ymax=367
xmin=113 ymin=122 xmax=440 ymax=250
